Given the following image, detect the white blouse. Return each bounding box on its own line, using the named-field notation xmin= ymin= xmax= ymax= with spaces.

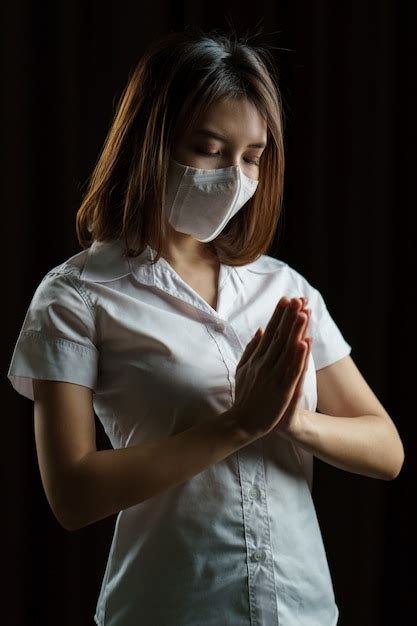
xmin=7 ymin=238 xmax=352 ymax=626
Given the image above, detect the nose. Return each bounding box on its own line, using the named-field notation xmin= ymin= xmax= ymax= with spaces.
xmin=223 ymin=159 xmax=259 ymax=181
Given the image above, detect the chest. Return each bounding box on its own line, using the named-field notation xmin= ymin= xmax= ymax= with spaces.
xmin=171 ymin=263 xmax=220 ymax=311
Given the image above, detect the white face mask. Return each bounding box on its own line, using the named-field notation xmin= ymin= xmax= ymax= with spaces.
xmin=164 ymin=157 xmax=259 ymax=242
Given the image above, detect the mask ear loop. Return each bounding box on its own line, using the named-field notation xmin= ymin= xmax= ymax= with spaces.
xmin=165 ymin=159 xmax=190 ymax=223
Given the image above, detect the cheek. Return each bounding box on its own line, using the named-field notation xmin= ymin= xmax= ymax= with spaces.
xmin=173 ymin=148 xmax=213 ymax=170
xmin=170 ymin=146 xmax=197 ymax=168
xmin=169 ymin=146 xmax=185 ymax=162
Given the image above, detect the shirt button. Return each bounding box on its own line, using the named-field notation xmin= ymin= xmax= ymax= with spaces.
xmin=214 ymin=321 xmax=225 ymax=332
xmin=251 ymin=549 xmax=267 ymax=562
xmin=248 ymin=486 xmax=261 ymax=500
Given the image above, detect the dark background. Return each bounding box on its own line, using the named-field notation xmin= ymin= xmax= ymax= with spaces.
xmin=2 ymin=1 xmax=416 ymax=625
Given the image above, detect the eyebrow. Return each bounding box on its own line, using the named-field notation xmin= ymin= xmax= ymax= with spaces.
xmin=192 ymin=128 xmax=267 ymax=148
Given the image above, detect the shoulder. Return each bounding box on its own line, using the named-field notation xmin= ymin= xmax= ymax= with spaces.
xmin=243 ymin=254 xmax=287 ymax=274
xmin=28 ymin=249 xmax=94 ymax=317
xmin=241 ymin=255 xmax=336 ymax=337
xmin=243 ymin=254 xmax=318 ymax=294
xmin=43 ymin=248 xmax=89 ymax=281
xmin=36 ymin=239 xmax=127 ymax=292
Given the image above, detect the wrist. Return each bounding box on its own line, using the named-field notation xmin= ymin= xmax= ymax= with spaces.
xmin=285 ymin=407 xmax=316 ymax=444
xmin=219 ymin=405 xmax=260 ymax=446
xmin=274 ymin=406 xmax=309 ymax=442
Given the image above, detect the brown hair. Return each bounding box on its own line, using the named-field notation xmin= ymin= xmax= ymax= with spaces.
xmin=76 ymin=25 xmax=286 ymax=267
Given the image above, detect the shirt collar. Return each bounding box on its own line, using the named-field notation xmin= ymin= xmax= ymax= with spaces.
xmin=79 ymin=238 xmax=252 ymax=286
xmin=80 ymin=238 xmax=136 ymax=282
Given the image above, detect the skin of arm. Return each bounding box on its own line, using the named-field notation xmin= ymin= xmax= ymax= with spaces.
xmin=60 ymin=409 xmax=253 ymax=531
xmin=274 ymin=354 xmax=405 ymax=480
xmin=34 ymin=377 xmax=262 ymax=533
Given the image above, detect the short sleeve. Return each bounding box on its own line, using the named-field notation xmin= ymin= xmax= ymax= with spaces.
xmin=306 ymin=284 xmax=352 ymax=371
xmin=7 ymin=271 xmax=99 ymax=401
xmin=287 ymin=267 xmax=352 ymax=371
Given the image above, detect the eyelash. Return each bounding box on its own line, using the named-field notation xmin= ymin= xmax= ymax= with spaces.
xmin=195 ymin=149 xmax=260 ymax=166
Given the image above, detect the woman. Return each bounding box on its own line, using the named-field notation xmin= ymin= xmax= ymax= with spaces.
xmin=7 ymin=25 xmax=404 ymax=626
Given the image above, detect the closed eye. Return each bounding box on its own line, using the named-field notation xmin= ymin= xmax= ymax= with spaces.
xmin=195 ymin=149 xmax=260 ymax=166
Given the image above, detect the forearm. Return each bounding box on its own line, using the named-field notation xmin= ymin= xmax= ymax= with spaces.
xmin=287 ymin=408 xmax=404 ymax=481
xmin=63 ymin=409 xmax=252 ymax=531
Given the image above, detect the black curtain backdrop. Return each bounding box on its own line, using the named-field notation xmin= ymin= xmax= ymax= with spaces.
xmin=2 ymin=2 xmax=416 ymax=625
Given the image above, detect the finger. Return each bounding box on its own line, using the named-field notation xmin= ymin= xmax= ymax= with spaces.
xmin=269 ymin=302 xmax=299 ymax=360
xmin=264 ymin=299 xmax=302 ymax=364
xmin=303 ymin=309 xmax=312 ymax=339
xmin=298 ymin=308 xmax=311 ymax=341
xmin=275 ymin=340 xmax=310 ymax=431
xmin=296 ymin=307 xmax=311 ymax=341
xmin=274 ymin=306 xmax=307 ymax=366
xmin=238 ymin=328 xmax=262 ymax=369
xmin=291 ymin=337 xmax=311 ymax=401
xmin=271 ymin=304 xmax=307 ymax=378
xmin=280 ymin=336 xmax=308 ymax=392
xmin=257 ymin=296 xmax=292 ymax=358
xmin=275 ymin=298 xmax=302 ymax=342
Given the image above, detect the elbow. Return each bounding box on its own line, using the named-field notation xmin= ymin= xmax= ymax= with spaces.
xmin=377 ymin=419 xmax=405 ymax=481
xmin=60 ymin=521 xmax=79 ymax=532
xmin=53 ymin=507 xmax=82 ymax=532
xmin=49 ymin=495 xmax=86 ymax=531
xmin=382 ymin=442 xmax=405 ymax=481
xmin=383 ymin=457 xmax=404 ymax=481
xmin=58 ymin=505 xmax=95 ymax=531
xmin=44 ymin=495 xmax=79 ymax=531
xmin=60 ymin=514 xmax=83 ymax=532
xmin=52 ymin=465 xmax=96 ymax=531
xmin=44 ymin=463 xmax=100 ymax=531
xmin=59 ymin=512 xmax=94 ymax=532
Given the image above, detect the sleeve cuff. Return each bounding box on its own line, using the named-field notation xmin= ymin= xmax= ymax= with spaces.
xmin=7 ymin=330 xmax=99 ymax=401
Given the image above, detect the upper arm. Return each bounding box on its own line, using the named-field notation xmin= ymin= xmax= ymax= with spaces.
xmin=316 ymin=354 xmax=391 ymax=420
xmin=33 ymin=379 xmax=97 ymax=530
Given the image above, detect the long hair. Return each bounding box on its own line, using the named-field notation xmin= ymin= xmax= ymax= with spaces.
xmin=75 ymin=25 xmax=286 ymax=266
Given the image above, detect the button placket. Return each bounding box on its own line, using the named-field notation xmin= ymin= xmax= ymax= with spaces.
xmin=213 ymin=321 xmax=225 ymax=332
xmin=249 ymin=486 xmax=264 ymax=562
xmin=248 ymin=486 xmax=261 ymax=500
xmin=251 ymin=549 xmax=267 ymax=562
xmin=237 ymin=443 xmax=279 ymax=624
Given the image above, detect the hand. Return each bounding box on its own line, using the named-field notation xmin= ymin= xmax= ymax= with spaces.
xmin=231 ymin=296 xmax=312 ymax=441
xmin=270 ymin=300 xmax=312 ymax=439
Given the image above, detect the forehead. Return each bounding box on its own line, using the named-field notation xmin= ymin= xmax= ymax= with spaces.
xmin=189 ymin=97 xmax=267 ymax=142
